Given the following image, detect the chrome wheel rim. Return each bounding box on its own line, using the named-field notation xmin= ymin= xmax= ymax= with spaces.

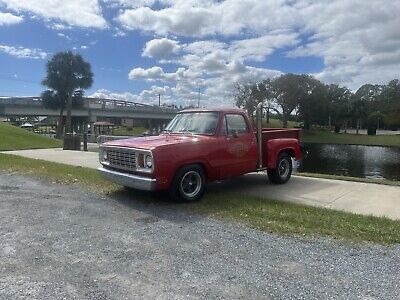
xmin=278 ymin=159 xmax=290 ymax=178
xmin=180 ymin=171 xmax=202 ymax=198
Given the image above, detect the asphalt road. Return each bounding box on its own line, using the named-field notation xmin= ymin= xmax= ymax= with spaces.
xmin=1 ymin=173 xmax=399 ymax=300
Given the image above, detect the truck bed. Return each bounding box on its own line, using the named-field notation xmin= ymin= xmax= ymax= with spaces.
xmin=261 ymin=128 xmax=301 ymax=141
xmin=258 ymin=128 xmax=301 ymax=169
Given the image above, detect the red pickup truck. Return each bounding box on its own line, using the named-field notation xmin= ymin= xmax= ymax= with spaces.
xmin=98 ymin=104 xmax=302 ymax=201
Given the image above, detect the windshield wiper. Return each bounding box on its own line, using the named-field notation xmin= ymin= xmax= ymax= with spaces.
xmin=179 ymin=129 xmax=195 ymax=136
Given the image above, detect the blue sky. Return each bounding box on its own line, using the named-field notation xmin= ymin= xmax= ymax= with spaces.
xmin=0 ymin=0 xmax=399 ymax=106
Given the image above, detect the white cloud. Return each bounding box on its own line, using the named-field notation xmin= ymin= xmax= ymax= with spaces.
xmin=90 ymin=89 xmax=139 ymax=102
xmin=47 ymin=23 xmax=73 ymax=30
xmin=230 ymin=33 xmax=299 ymax=62
xmin=118 ymin=5 xmax=217 ymax=36
xmin=90 ymin=86 xmax=173 ymax=106
xmin=1 ymin=0 xmax=107 ymax=28
xmin=142 ymin=38 xmax=180 ymax=59
xmin=0 ymin=11 xmax=22 ymax=25
xmin=289 ymin=0 xmax=400 ymax=89
xmin=129 ymin=66 xmax=165 ymax=81
xmin=3 ymin=0 xmax=395 ymax=101
xmin=116 ymin=0 xmax=400 ymax=91
xmin=0 ymin=45 xmax=47 ymax=59
xmin=104 ymin=0 xmax=156 ymax=8
xmin=127 ymin=60 xmax=280 ymax=106
xmin=117 ymin=0 xmax=299 ymax=37
xmin=57 ymin=33 xmax=72 ymax=40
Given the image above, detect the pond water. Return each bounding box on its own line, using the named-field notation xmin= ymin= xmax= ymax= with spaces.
xmin=293 ymin=143 xmax=400 ymax=181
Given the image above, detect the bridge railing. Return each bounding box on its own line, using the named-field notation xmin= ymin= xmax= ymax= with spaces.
xmin=0 ymin=97 xmax=178 ymax=114
xmin=0 ymin=97 xmax=42 ymax=106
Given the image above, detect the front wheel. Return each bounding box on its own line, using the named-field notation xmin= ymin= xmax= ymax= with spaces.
xmin=169 ymin=165 xmax=206 ymax=202
xmin=267 ymin=153 xmax=292 ymax=184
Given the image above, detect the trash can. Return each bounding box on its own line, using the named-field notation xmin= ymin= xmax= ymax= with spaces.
xmin=63 ymin=133 xmax=81 ymax=150
xmin=367 ymin=127 xmax=376 ymax=136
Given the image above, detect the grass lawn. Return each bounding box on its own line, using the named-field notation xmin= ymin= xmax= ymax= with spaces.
xmin=112 ymin=126 xmax=147 ymax=136
xmin=0 ymin=122 xmax=62 ymax=151
xmin=1 ymin=152 xmax=399 ymax=244
xmin=302 ymin=130 xmax=400 ymax=147
xmin=263 ymin=118 xmax=298 ymax=128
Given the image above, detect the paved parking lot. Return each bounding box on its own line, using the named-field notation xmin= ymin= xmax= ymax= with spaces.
xmin=1 ymin=173 xmax=399 ymax=299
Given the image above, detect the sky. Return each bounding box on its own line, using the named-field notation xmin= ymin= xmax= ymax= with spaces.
xmin=0 ymin=0 xmax=399 ymax=107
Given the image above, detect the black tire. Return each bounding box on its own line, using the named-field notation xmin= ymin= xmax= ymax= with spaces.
xmin=267 ymin=153 xmax=292 ymax=184
xmin=169 ymin=164 xmax=207 ymax=202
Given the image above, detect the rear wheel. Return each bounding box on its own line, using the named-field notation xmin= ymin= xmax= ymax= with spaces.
xmin=267 ymin=153 xmax=292 ymax=184
xmin=169 ymin=165 xmax=206 ymax=202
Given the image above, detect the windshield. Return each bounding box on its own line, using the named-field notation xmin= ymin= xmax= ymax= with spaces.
xmin=164 ymin=112 xmax=219 ymax=135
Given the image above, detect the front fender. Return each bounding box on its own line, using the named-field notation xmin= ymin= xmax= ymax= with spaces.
xmin=152 ymin=143 xmax=216 ymax=190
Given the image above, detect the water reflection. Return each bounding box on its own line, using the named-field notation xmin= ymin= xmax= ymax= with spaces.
xmin=294 ymin=143 xmax=400 ymax=181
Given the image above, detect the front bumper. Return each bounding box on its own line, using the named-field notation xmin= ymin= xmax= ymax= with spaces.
xmin=97 ymin=167 xmax=157 ymax=191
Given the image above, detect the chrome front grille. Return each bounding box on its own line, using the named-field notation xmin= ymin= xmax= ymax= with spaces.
xmin=107 ymin=148 xmax=136 ymax=171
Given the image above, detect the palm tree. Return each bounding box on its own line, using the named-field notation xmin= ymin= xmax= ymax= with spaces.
xmin=41 ymin=89 xmax=83 ymax=138
xmin=42 ymin=51 xmax=93 ymax=135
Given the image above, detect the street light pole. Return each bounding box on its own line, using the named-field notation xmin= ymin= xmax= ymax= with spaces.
xmin=198 ymin=88 xmax=200 ymax=108
xmin=158 ymin=93 xmax=161 ymax=107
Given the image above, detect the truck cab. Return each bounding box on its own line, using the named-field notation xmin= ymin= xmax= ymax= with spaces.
xmin=98 ymin=106 xmax=302 ymax=202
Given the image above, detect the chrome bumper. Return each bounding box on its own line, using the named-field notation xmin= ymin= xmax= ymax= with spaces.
xmin=97 ymin=167 xmax=157 ymax=191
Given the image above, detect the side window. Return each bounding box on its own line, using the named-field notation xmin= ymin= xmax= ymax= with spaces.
xmin=226 ymin=114 xmax=249 ymax=135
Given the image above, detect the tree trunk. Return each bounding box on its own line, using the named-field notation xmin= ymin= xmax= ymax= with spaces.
xmin=56 ymin=107 xmax=64 ymax=139
xmin=266 ymin=106 xmax=270 ymax=124
xmin=282 ymin=115 xmax=288 ymax=128
xmin=356 ymin=119 xmax=360 ymax=134
xmin=65 ymin=92 xmax=73 ymax=134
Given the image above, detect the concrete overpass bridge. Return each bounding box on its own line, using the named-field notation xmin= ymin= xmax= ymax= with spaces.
xmin=0 ymin=96 xmax=178 ymax=123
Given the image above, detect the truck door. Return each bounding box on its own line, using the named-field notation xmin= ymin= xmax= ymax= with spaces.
xmin=219 ymin=113 xmax=258 ymax=178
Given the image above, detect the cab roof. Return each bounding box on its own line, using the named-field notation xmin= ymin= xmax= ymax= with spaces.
xmin=178 ymin=107 xmax=247 ymax=114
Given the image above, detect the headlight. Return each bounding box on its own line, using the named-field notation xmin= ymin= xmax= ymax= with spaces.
xmin=145 ymin=155 xmax=153 ymax=168
xmin=103 ymin=150 xmax=108 ymax=161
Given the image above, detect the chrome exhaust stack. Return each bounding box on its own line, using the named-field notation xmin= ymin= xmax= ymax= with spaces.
xmin=256 ymin=102 xmax=263 ymax=169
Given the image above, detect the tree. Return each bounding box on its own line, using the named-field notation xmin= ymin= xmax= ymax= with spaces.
xmin=270 ymin=74 xmax=326 ymax=128
xmin=42 ymin=51 xmax=93 ymax=135
xmin=268 ymin=74 xmax=300 ymax=127
xmin=350 ymin=97 xmax=368 ymax=134
xmin=253 ymin=79 xmax=277 ymax=124
xmin=381 ymin=79 xmax=400 ymax=128
xmin=41 ymin=89 xmax=83 ymax=138
xmin=234 ymin=82 xmax=259 ymax=119
xmin=296 ymin=77 xmax=328 ymax=130
xmin=327 ymin=84 xmax=353 ymax=132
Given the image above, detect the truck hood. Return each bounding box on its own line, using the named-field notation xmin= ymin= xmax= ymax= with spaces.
xmin=103 ymin=134 xmax=209 ymax=150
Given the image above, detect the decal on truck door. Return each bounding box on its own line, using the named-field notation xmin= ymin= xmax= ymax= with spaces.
xmin=219 ymin=113 xmax=256 ymax=177
xmin=228 ymin=142 xmax=249 ymax=157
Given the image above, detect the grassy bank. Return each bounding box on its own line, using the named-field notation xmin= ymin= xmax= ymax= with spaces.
xmin=302 ymin=130 xmax=400 ymax=147
xmin=1 ymin=153 xmax=399 ymax=244
xmin=113 ymin=126 xmax=147 ymax=136
xmin=0 ymin=122 xmax=62 ymax=151
xmin=0 ymin=153 xmax=118 ymax=193
xmin=191 ymin=191 xmax=399 ymax=244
